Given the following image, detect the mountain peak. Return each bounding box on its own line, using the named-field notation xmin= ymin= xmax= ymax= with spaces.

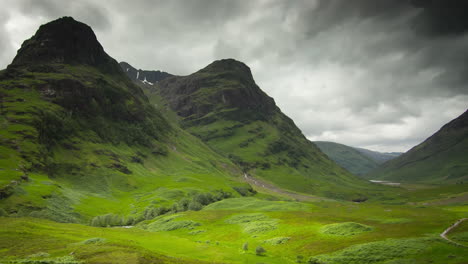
xmin=199 ymin=58 xmax=253 ymax=81
xmin=10 ymin=16 xmax=120 ymax=73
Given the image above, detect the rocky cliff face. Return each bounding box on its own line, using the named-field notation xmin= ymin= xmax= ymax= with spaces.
xmin=156 ymin=59 xmax=277 ymax=123
xmin=10 ymin=17 xmax=121 ymax=74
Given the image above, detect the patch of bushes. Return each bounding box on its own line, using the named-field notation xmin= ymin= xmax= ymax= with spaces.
xmin=320 ymin=222 xmax=373 ymax=236
xmin=90 ymin=214 xmax=134 ymax=227
xmin=232 ymin=184 xmax=256 ymax=196
xmin=137 ymin=189 xmax=232 ymax=224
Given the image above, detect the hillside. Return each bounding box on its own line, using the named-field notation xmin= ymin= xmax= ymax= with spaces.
xmin=314 ymin=141 xmax=401 ymax=175
xmin=0 ymin=17 xmax=247 ymax=224
xmin=314 ymin=141 xmax=381 ymax=175
xmin=369 ymin=109 xmax=468 ymax=183
xmin=147 ymin=59 xmax=381 ymax=200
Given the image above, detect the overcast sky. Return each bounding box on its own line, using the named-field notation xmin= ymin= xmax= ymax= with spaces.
xmin=1 ymin=0 xmax=467 ymax=152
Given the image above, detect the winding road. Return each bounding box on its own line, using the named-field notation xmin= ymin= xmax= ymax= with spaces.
xmin=440 ymin=218 xmax=468 ymax=247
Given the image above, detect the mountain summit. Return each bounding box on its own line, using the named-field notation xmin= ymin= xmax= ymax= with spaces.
xmin=10 ymin=17 xmax=120 ymax=74
xmin=157 ymin=58 xmax=276 ymax=122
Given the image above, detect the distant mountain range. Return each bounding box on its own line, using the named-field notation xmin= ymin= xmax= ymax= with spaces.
xmin=369 ymin=109 xmax=468 ymax=184
xmin=314 ymin=141 xmax=402 ymax=175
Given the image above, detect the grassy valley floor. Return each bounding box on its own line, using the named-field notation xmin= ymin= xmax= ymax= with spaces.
xmin=1 ymin=196 xmax=467 ymax=264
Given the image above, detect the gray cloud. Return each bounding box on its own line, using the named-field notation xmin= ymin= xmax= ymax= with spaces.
xmin=1 ymin=0 xmax=467 ymax=152
xmin=16 ymin=0 xmax=111 ymax=30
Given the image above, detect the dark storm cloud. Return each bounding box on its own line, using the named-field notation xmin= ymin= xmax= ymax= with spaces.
xmin=16 ymin=0 xmax=111 ymax=30
xmin=412 ymin=0 xmax=468 ymax=36
xmin=1 ymin=0 xmax=467 ymax=152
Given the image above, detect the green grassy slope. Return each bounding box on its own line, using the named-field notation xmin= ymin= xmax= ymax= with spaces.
xmin=314 ymin=141 xmax=381 ymax=175
xmin=368 ymin=109 xmax=468 ymax=184
xmin=149 ymin=59 xmax=384 ymax=200
xmin=0 ymin=17 xmax=248 ymax=224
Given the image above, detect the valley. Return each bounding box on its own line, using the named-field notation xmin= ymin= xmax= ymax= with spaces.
xmin=0 ymin=16 xmax=467 ymax=264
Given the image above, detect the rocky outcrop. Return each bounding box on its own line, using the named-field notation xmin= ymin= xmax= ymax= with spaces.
xmin=10 ymin=17 xmax=121 ymax=74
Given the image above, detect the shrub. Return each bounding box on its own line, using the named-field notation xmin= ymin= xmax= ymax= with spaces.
xmin=188 ymin=200 xmax=203 ymax=211
xmin=193 ymin=193 xmax=214 ymax=205
xmin=90 ymin=213 xmax=126 ymax=227
xmin=232 ymin=185 xmax=256 ymax=197
xmin=255 ymin=246 xmax=266 ymax=256
xmin=307 ymin=257 xmax=323 ymax=264
xmin=242 ymin=242 xmax=248 ymax=251
xmin=147 ymin=216 xmax=201 ymax=232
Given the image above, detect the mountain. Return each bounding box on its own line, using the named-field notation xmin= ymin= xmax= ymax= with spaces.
xmin=119 ymin=61 xmax=172 ymax=85
xmin=0 ymin=17 xmax=245 ymax=223
xmin=146 ymin=58 xmax=380 ymax=200
xmin=369 ymin=109 xmax=468 ymax=183
xmin=354 ymin=148 xmax=402 ymax=164
xmin=314 ymin=141 xmax=402 ymax=175
xmin=314 ymin=141 xmax=379 ymax=175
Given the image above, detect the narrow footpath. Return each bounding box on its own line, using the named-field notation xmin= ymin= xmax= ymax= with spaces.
xmin=440 ymin=218 xmax=468 ymax=247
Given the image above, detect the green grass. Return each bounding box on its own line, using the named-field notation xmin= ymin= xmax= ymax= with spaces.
xmin=204 ymin=197 xmax=313 ymax=211
xmin=312 ymin=236 xmax=467 ymax=264
xmin=1 ymin=197 xmax=467 ymax=264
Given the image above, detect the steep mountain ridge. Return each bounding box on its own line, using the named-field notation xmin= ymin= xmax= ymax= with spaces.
xmin=369 ymin=109 xmax=468 ymax=183
xmin=148 ymin=59 xmax=381 ymax=200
